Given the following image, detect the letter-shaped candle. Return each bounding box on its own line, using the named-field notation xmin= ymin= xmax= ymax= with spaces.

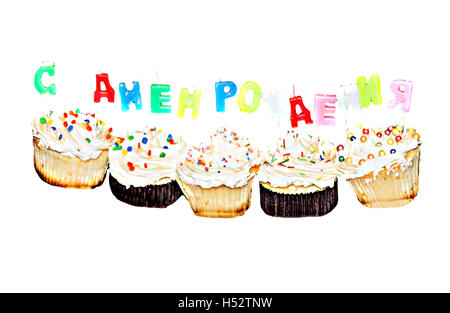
xmin=290 ymin=96 xmax=313 ymax=127
xmin=119 ymin=81 xmax=142 ymax=112
xmin=151 ymin=84 xmax=171 ymax=113
xmin=215 ymin=81 xmax=237 ymax=112
xmin=237 ymin=81 xmax=262 ymax=113
xmin=94 ymin=73 xmax=115 ymax=103
xmin=388 ymin=80 xmax=413 ymax=113
xmin=336 ymin=84 xmax=361 ymax=112
xmin=34 ymin=65 xmax=56 ymax=95
xmin=357 ymin=74 xmax=382 ymax=108
xmin=314 ymin=94 xmax=337 ymax=126
xmin=178 ymin=88 xmax=201 ymax=119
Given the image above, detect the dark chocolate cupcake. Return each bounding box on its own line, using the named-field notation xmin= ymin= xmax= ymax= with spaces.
xmin=108 ymin=127 xmax=185 ymax=208
xmin=257 ymin=130 xmax=339 ymax=217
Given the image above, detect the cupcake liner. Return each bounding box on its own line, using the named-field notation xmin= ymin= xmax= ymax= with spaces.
xmin=347 ymin=147 xmax=420 ymax=208
xmin=109 ymin=174 xmax=183 ymax=208
xmin=259 ymin=180 xmax=338 ymax=217
xmin=33 ymin=137 xmax=108 ymax=189
xmin=176 ymin=178 xmax=254 ymax=218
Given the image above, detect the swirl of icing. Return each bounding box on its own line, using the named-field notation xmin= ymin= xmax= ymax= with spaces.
xmin=32 ymin=110 xmax=114 ymax=161
xmin=109 ymin=127 xmax=185 ymax=188
xmin=176 ymin=127 xmax=261 ymax=188
xmin=258 ymin=130 xmax=339 ymax=189
xmin=336 ymin=125 xmax=421 ymax=179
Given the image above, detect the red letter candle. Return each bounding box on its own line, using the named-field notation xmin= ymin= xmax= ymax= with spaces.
xmin=290 ymin=96 xmax=313 ymax=128
xmin=94 ymin=73 xmax=115 ymax=103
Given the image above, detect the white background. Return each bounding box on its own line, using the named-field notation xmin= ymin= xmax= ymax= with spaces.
xmin=0 ymin=0 xmax=449 ymax=292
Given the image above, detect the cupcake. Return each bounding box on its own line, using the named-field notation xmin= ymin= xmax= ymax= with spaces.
xmin=176 ymin=127 xmax=261 ymax=218
xmin=108 ymin=127 xmax=185 ymax=208
xmin=258 ymin=130 xmax=339 ymax=217
xmin=336 ymin=125 xmax=421 ymax=208
xmin=32 ymin=110 xmax=114 ymax=188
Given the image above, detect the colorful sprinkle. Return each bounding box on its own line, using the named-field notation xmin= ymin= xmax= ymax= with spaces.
xmin=128 ymin=135 xmax=134 ymax=140
xmin=85 ymin=138 xmax=91 ymax=143
xmin=127 ymin=146 xmax=132 ymax=152
xmin=360 ymin=136 xmax=367 ymax=143
xmin=367 ymin=154 xmax=374 ymax=159
xmin=362 ymin=128 xmax=369 ymax=135
xmin=160 ymin=152 xmax=166 ymax=157
xmin=387 ymin=138 xmax=394 ymax=145
xmin=358 ymin=159 xmax=366 ymax=165
xmin=339 ymin=156 xmax=345 ymax=162
xmin=379 ymin=150 xmax=386 ymax=157
xmin=395 ymin=135 xmax=402 ymax=142
xmin=112 ymin=145 xmax=122 ymax=151
xmin=40 ymin=117 xmax=46 ymax=124
xmin=390 ymin=149 xmax=396 ymax=154
xmin=142 ymin=137 xmax=148 ymax=144
xmin=350 ymin=136 xmax=357 ymax=141
xmin=68 ymin=125 xmax=73 ymax=132
xmin=58 ymin=134 xmax=62 ymax=140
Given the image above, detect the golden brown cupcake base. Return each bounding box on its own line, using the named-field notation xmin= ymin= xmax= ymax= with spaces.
xmin=347 ymin=147 xmax=420 ymax=208
xmin=177 ymin=178 xmax=254 ymax=218
xmin=33 ymin=137 xmax=109 ymax=189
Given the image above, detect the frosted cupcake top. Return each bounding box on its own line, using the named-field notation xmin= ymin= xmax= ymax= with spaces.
xmin=336 ymin=125 xmax=421 ymax=179
xmin=258 ymin=130 xmax=339 ymax=189
xmin=109 ymin=127 xmax=185 ymax=188
xmin=176 ymin=127 xmax=261 ymax=188
xmin=32 ymin=110 xmax=114 ymax=161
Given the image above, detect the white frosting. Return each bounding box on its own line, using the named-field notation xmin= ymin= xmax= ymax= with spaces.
xmin=32 ymin=110 xmax=114 ymax=161
xmin=176 ymin=127 xmax=261 ymax=188
xmin=336 ymin=125 xmax=421 ymax=179
xmin=258 ymin=131 xmax=339 ymax=189
xmin=109 ymin=127 xmax=185 ymax=188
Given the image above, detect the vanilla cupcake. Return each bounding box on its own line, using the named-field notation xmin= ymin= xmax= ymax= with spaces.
xmin=258 ymin=130 xmax=339 ymax=217
xmin=176 ymin=127 xmax=261 ymax=218
xmin=108 ymin=127 xmax=185 ymax=208
xmin=336 ymin=125 xmax=421 ymax=208
xmin=32 ymin=110 xmax=114 ymax=188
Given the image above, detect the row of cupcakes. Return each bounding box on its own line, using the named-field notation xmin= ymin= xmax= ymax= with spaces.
xmin=32 ymin=110 xmax=421 ymax=218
